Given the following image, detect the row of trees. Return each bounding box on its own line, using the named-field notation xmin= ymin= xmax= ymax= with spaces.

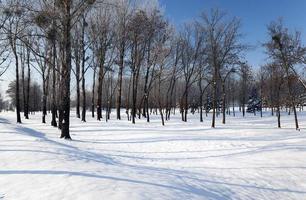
xmin=0 ymin=0 xmax=306 ymax=140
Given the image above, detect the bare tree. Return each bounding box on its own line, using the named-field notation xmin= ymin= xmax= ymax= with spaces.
xmin=114 ymin=0 xmax=130 ymax=120
xmin=265 ymin=19 xmax=306 ymax=130
xmin=2 ymin=1 xmax=28 ymax=123
xmin=178 ymin=23 xmax=203 ymax=122
xmin=89 ymin=6 xmax=114 ymax=121
xmin=32 ymin=37 xmax=51 ymax=123
xmin=127 ymin=10 xmax=148 ymax=124
xmin=200 ymin=9 xmax=245 ymax=128
xmin=239 ymin=62 xmax=252 ymax=117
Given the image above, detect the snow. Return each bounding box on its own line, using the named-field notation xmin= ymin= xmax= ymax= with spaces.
xmin=0 ymin=110 xmax=306 ymax=200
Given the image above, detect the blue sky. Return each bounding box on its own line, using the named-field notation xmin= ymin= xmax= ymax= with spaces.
xmin=159 ymin=0 xmax=306 ymax=68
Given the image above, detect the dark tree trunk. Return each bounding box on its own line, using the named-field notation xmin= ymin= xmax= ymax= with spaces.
xmin=276 ymin=85 xmax=281 ymax=128
xmin=222 ymin=84 xmax=226 ymax=124
xmin=286 ymin=72 xmax=299 ymax=130
xmin=42 ymin=73 xmax=47 ymax=123
xmin=14 ymin=49 xmax=21 ymax=123
xmin=131 ymin=72 xmax=137 ymax=124
xmin=25 ymin=51 xmax=30 ymax=119
xmin=81 ymin=61 xmax=86 ymax=122
xmin=260 ymin=82 xmax=263 ymax=118
xmin=146 ymin=93 xmax=150 ymax=122
xmin=60 ymin=0 xmax=72 ymax=140
xmin=76 ymin=62 xmax=80 ymax=118
xmin=184 ymin=86 xmax=188 ymax=122
xmin=116 ymin=41 xmax=125 ymax=120
xmin=91 ymin=66 xmax=96 ymax=118
xmin=51 ymin=41 xmax=57 ymax=127
xmin=21 ymin=52 xmax=26 ymax=119
xmin=97 ymin=63 xmax=104 ymax=121
xmin=81 ymin=16 xmax=86 ymax=122
xmin=242 ymin=97 xmax=245 ymax=117
xmin=212 ymin=77 xmax=217 ymax=128
xmin=131 ymin=68 xmax=141 ymax=124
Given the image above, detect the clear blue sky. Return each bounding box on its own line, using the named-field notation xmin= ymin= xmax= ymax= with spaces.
xmin=159 ymin=0 xmax=306 ymax=68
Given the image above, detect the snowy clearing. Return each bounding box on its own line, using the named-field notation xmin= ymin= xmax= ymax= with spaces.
xmin=0 ymin=111 xmax=306 ymax=200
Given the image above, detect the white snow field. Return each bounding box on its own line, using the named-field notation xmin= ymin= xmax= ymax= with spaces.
xmin=0 ymin=110 xmax=306 ymax=200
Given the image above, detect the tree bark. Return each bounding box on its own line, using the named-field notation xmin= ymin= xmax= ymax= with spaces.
xmin=116 ymin=40 xmax=125 ymax=120
xmin=60 ymin=0 xmax=72 ymax=140
xmin=25 ymin=49 xmax=30 ymax=119
xmin=91 ymin=65 xmax=96 ymax=118
xmin=14 ymin=47 xmax=21 ymax=123
xmin=51 ymin=41 xmax=57 ymax=127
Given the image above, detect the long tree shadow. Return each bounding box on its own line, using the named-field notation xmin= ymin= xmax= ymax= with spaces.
xmin=13 ymin=126 xmax=116 ymax=165
xmin=0 ymin=117 xmax=10 ymax=125
xmin=0 ymin=169 xmax=305 ymax=199
xmin=0 ymin=169 xmax=224 ymax=199
xmin=74 ymin=133 xmax=305 ymax=145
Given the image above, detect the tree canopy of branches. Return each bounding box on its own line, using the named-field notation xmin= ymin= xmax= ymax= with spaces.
xmin=1 ymin=1 xmax=306 ymax=141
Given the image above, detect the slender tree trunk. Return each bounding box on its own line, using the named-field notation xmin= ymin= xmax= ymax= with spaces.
xmin=97 ymin=62 xmax=104 ymax=121
xmin=277 ymin=91 xmax=281 ymax=128
xmin=51 ymin=41 xmax=57 ymax=127
xmin=81 ymin=16 xmax=86 ymax=122
xmin=25 ymin=51 xmax=30 ymax=119
xmin=260 ymin=82 xmax=263 ymax=118
xmin=222 ymin=82 xmax=226 ymax=124
xmin=132 ymin=72 xmax=136 ymax=124
xmin=212 ymin=67 xmax=217 ymax=128
xmin=286 ymin=70 xmax=299 ymax=130
xmin=242 ymin=97 xmax=245 ymax=117
xmin=21 ymin=52 xmax=26 ymax=119
xmin=81 ymin=73 xmax=86 ymax=122
xmin=42 ymin=73 xmax=47 ymax=123
xmin=76 ymin=61 xmax=80 ymax=118
xmin=146 ymin=93 xmax=150 ymax=122
xmin=14 ymin=48 xmax=21 ymax=123
xmin=184 ymin=86 xmax=188 ymax=122
xmin=91 ymin=66 xmax=96 ymax=118
xmin=116 ymin=41 xmax=124 ymax=120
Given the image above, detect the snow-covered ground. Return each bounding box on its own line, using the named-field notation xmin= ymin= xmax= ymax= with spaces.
xmin=0 ymin=110 xmax=306 ymax=200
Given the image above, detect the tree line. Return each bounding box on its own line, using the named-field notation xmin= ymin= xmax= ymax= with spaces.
xmin=0 ymin=0 xmax=306 ymax=140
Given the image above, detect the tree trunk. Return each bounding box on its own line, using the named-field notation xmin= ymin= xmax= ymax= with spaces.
xmin=286 ymin=71 xmax=299 ymax=130
xmin=14 ymin=49 xmax=21 ymax=123
xmin=184 ymin=86 xmax=188 ymax=122
xmin=60 ymin=0 xmax=72 ymax=140
xmin=222 ymin=83 xmax=226 ymax=124
xmin=25 ymin=52 xmax=30 ymax=119
xmin=76 ymin=61 xmax=80 ymax=118
xmin=212 ymin=77 xmax=217 ymax=128
xmin=116 ymin=41 xmax=125 ymax=120
xmin=81 ymin=73 xmax=86 ymax=122
xmin=97 ymin=63 xmax=104 ymax=121
xmin=91 ymin=66 xmax=96 ymax=118
xmin=132 ymin=72 xmax=136 ymax=124
xmin=21 ymin=52 xmax=26 ymax=119
xmin=51 ymin=41 xmax=57 ymax=127
xmin=81 ymin=16 xmax=86 ymax=122
xmin=42 ymin=73 xmax=47 ymax=123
